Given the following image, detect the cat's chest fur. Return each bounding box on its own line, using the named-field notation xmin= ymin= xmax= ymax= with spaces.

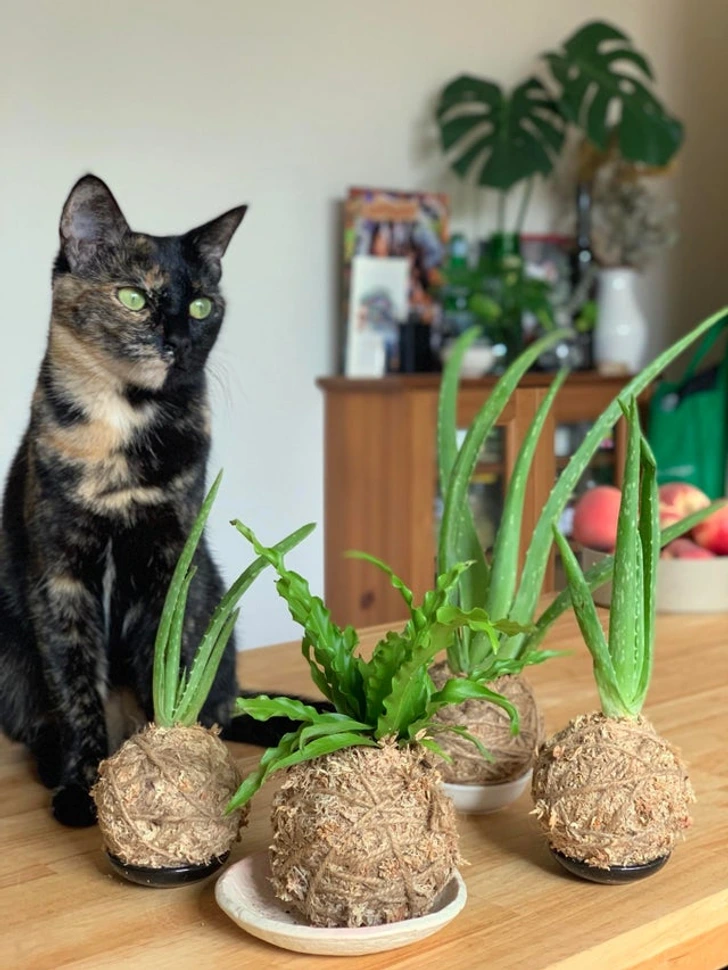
xmin=31 ymin=356 xmax=208 ymax=521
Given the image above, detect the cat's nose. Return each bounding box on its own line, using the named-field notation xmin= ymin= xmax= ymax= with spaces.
xmin=164 ymin=329 xmax=191 ymax=360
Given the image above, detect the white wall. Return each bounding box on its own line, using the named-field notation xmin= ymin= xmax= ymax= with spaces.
xmin=1 ymin=0 xmax=697 ymax=648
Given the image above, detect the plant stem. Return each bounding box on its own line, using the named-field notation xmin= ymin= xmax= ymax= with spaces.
xmin=497 ymin=190 xmax=507 ymax=233
xmin=515 ymin=178 xmax=534 ymax=235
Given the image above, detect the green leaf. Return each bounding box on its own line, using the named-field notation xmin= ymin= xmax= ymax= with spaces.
xmin=346 ymin=550 xmax=414 ymax=608
xmin=174 ymin=608 xmax=239 ymax=724
xmin=418 ymin=737 xmax=452 ymax=762
xmin=168 ymin=520 xmax=316 ymax=725
xmin=437 ymin=75 xmax=565 ymax=190
xmin=162 ymin=565 xmax=197 ymax=724
xmin=361 ymin=631 xmax=410 ymax=724
xmin=511 ymin=307 xmax=728 ymax=645
xmin=634 ymin=430 xmax=659 ymax=713
xmin=544 ymin=20 xmax=683 ymax=166
xmin=233 ymin=521 xmax=366 ymax=719
xmin=553 ymin=527 xmax=625 ymax=717
xmin=608 ymin=398 xmax=641 ymax=701
xmin=487 ymin=369 xmax=568 ymax=620
xmin=226 ymin=732 xmax=376 ymax=813
xmin=438 ymin=327 xmax=570 ymax=599
xmin=153 ymin=471 xmax=223 ymax=724
xmin=235 ymin=694 xmax=329 ymax=724
xmin=426 ymin=676 xmax=519 ymax=734
xmin=433 ymin=724 xmax=495 ymax=762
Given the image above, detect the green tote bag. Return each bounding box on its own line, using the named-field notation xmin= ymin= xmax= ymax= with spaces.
xmin=648 ymin=316 xmax=728 ymax=499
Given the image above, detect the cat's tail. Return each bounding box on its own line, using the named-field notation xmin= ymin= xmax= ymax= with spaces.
xmin=218 ymin=690 xmax=334 ymax=748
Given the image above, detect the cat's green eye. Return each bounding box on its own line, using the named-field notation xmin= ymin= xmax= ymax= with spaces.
xmin=189 ymin=297 xmax=213 ymax=320
xmin=117 ymin=287 xmax=147 ymax=312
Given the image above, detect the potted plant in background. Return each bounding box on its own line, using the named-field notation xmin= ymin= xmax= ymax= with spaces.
xmin=435 ymin=74 xmax=564 ymax=367
xmin=215 ymin=525 xmax=520 ymax=952
xmin=431 ymin=310 xmax=727 ymax=812
xmin=436 ymin=19 xmax=684 ymax=375
xmin=542 ymin=20 xmax=684 ymax=374
xmin=91 ymin=473 xmax=313 ymax=887
xmin=532 ymin=399 xmax=694 ymax=883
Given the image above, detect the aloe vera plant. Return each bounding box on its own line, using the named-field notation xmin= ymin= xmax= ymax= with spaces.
xmin=531 ymin=399 xmax=695 ymax=873
xmin=92 ymin=472 xmax=315 ymax=872
xmin=439 ymin=307 xmax=728 ymax=672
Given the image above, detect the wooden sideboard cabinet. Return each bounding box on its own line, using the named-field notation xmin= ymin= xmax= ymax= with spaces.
xmin=317 ymin=372 xmax=639 ymax=629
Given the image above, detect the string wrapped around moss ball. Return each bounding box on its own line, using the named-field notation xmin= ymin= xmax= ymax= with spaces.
xmin=430 ymin=662 xmax=543 ymax=784
xmin=269 ymin=742 xmax=460 ymax=928
xmin=92 ymin=723 xmax=246 ymax=868
xmin=532 ymin=712 xmax=694 ymax=868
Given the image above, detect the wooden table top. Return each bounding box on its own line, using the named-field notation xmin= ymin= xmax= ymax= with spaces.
xmin=2 ymin=610 xmax=728 ymax=970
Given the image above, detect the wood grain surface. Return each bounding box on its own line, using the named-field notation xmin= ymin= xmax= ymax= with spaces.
xmin=1 ymin=609 xmax=727 ymax=970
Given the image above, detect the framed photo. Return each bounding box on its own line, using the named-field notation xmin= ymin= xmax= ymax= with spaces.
xmin=342 ymin=188 xmax=449 ymax=370
xmin=344 ymin=255 xmax=409 ymax=377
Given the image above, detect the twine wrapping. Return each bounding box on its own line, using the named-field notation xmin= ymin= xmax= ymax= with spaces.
xmin=531 ymin=712 xmax=695 ymax=868
xmin=92 ymin=723 xmax=246 ymax=867
xmin=430 ymin=663 xmax=544 ymax=784
xmin=269 ymin=742 xmax=460 ymax=928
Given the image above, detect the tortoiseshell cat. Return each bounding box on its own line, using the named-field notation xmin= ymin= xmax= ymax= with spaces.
xmin=0 ymin=175 xmax=302 ymax=828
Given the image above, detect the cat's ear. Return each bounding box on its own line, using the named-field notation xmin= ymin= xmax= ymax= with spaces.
xmin=185 ymin=206 xmax=247 ymax=265
xmin=59 ymin=175 xmax=130 ymax=272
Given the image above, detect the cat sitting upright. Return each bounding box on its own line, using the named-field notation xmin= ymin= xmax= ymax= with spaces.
xmin=0 ymin=175 xmax=286 ymax=827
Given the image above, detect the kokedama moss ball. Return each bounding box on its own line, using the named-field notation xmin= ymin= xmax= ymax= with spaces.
xmin=269 ymin=742 xmax=460 ymax=928
xmin=430 ymin=662 xmax=544 ymax=785
xmin=532 ymin=712 xmax=695 ymax=868
xmin=92 ymin=723 xmax=247 ymax=868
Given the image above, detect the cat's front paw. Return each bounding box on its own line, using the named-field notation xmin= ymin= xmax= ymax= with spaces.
xmin=52 ymin=784 xmax=97 ymax=828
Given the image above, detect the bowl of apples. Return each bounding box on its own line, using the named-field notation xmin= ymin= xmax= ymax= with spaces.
xmin=576 ymin=482 xmax=728 ymax=613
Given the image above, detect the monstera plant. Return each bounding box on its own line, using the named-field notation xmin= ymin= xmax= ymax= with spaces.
xmin=436 ymin=76 xmax=564 ymax=231
xmin=543 ymin=20 xmax=684 ymax=170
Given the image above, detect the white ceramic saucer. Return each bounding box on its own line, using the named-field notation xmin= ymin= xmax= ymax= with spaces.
xmin=443 ymin=768 xmax=533 ymax=814
xmin=215 ymin=850 xmax=467 ymax=956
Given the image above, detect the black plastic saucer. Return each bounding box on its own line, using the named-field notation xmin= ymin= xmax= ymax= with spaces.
xmin=550 ymin=848 xmax=670 ymax=884
xmin=106 ymin=850 xmax=230 ymax=888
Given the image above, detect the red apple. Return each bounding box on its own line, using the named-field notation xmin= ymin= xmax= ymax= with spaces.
xmin=692 ymin=503 xmax=728 ymax=555
xmin=661 ymin=538 xmax=716 ymax=559
xmin=658 ymin=482 xmax=710 ymax=531
xmin=572 ymin=486 xmax=622 ymax=552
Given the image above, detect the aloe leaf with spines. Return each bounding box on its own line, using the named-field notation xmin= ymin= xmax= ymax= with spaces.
xmin=437 ymin=325 xmax=570 ymax=678
xmin=153 ymin=473 xmax=316 ymax=727
xmin=93 ymin=472 xmax=316 ymax=870
xmin=438 ymin=325 xmax=571 ymax=675
xmin=509 ymin=306 xmax=728 ymax=655
xmin=533 ymin=399 xmax=696 ymax=871
xmin=552 ymin=397 xmax=657 ymax=719
xmin=226 ymin=524 xmax=525 ymax=814
xmin=521 ymin=496 xmax=727 ymax=653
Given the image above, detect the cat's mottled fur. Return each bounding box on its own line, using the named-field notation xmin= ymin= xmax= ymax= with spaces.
xmin=0 ymin=175 xmax=303 ymax=828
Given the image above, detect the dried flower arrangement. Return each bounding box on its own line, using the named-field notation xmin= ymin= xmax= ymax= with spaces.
xmin=590 ymin=161 xmax=678 ymax=270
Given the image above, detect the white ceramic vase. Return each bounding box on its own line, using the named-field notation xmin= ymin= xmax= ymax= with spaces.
xmin=594 ymin=267 xmax=648 ymax=375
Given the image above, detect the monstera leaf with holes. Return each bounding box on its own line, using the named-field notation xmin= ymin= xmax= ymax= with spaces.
xmin=436 ymin=75 xmax=565 ymax=191
xmin=544 ymin=20 xmax=684 ymax=167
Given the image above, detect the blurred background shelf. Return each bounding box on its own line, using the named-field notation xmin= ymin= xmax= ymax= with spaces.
xmin=318 ymin=372 xmax=651 ymax=628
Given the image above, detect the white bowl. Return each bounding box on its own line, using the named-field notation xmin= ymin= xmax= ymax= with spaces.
xmin=443 ymin=768 xmax=532 ymax=814
xmin=441 ymin=342 xmax=495 ymax=378
xmin=215 ymin=850 xmax=467 ymax=956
